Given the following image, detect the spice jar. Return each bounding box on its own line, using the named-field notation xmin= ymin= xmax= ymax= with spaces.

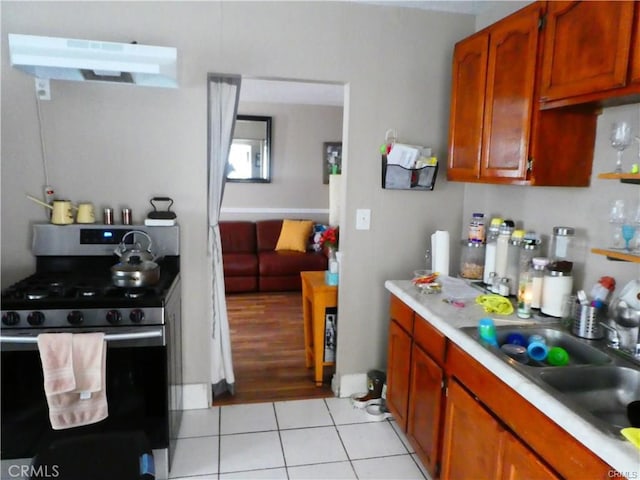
xmin=460 ymin=241 xmax=485 ymax=280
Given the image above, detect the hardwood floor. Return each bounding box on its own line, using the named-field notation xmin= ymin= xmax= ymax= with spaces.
xmin=213 ymin=291 xmax=334 ymax=406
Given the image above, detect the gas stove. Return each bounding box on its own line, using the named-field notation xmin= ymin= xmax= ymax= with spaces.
xmin=1 ymin=224 xmax=182 ymax=478
xmin=1 ymin=224 xmax=180 ymax=331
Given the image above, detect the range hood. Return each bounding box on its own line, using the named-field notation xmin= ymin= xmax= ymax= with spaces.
xmin=8 ymin=34 xmax=178 ymax=88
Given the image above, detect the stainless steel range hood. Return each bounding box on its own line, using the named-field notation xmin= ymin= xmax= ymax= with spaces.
xmin=8 ymin=34 xmax=178 ymax=88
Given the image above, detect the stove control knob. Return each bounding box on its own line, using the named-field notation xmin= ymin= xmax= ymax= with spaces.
xmin=2 ymin=311 xmax=20 ymax=326
xmin=27 ymin=311 xmax=45 ymax=326
xmin=106 ymin=310 xmax=122 ymax=325
xmin=67 ymin=310 xmax=84 ymax=326
xmin=130 ymin=309 xmax=145 ymax=324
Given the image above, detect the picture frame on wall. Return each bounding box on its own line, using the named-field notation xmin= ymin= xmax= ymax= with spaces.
xmin=323 ymin=142 xmax=342 ymax=184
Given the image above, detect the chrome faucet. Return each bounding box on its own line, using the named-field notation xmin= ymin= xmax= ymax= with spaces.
xmin=599 ymin=322 xmax=620 ymax=350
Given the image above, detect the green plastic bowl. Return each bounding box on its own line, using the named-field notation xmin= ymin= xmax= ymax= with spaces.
xmin=547 ymin=346 xmax=569 ymax=366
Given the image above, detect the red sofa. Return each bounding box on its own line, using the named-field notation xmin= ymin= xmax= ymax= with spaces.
xmin=220 ymin=220 xmax=328 ymax=293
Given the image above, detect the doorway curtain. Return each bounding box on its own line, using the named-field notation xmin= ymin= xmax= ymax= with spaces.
xmin=207 ymin=74 xmax=241 ymax=397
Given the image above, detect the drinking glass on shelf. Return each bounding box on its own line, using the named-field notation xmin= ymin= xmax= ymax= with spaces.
xmin=608 ymin=199 xmax=626 ymax=248
xmin=621 ymin=224 xmax=636 ymax=252
xmin=610 ymin=121 xmax=632 ymax=173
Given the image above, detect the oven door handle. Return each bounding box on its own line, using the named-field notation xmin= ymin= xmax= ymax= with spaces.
xmin=0 ymin=329 xmax=164 ymax=345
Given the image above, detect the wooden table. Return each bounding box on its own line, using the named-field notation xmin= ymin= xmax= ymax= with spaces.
xmin=300 ymin=271 xmax=337 ymax=386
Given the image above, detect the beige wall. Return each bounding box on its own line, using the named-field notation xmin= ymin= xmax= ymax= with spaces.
xmin=221 ymin=100 xmax=343 ymax=222
xmin=1 ymin=2 xmax=473 ymax=386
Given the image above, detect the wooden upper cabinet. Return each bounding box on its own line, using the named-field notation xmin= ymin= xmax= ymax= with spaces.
xmin=447 ymin=1 xmax=599 ymax=186
xmin=481 ymin=5 xmax=540 ymax=181
xmin=631 ymin=5 xmax=640 ymax=85
xmin=447 ymin=33 xmax=488 ymax=181
xmin=448 ymin=2 xmax=543 ymax=184
xmin=540 ymin=1 xmax=635 ymax=102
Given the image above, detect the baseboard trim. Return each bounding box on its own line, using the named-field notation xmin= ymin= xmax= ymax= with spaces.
xmin=180 ymin=383 xmax=210 ymax=410
xmin=335 ymin=373 xmax=368 ymax=398
xmin=221 ymin=207 xmax=329 ymax=214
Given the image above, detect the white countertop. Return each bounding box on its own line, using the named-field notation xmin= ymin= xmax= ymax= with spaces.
xmin=385 ymin=279 xmax=640 ymax=477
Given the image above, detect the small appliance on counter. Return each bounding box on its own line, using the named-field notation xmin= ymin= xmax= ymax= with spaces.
xmin=145 ymin=196 xmax=177 ymax=226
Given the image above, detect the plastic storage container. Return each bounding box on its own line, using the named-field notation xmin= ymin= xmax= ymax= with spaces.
xmin=468 ymin=213 xmax=485 ymax=244
xmin=541 ymin=262 xmax=573 ymax=317
xmin=460 ymin=241 xmax=485 ymax=280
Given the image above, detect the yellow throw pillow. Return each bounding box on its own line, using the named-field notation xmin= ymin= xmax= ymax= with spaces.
xmin=275 ymin=220 xmax=313 ymax=253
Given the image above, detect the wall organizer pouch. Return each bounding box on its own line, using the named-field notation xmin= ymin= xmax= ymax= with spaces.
xmin=381 ymin=155 xmax=438 ymax=190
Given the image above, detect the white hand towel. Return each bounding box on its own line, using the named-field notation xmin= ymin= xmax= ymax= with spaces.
xmin=45 ymin=333 xmax=108 ymax=430
xmin=37 ymin=333 xmax=76 ymax=395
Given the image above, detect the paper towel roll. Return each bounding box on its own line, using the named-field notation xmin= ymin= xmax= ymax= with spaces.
xmin=431 ymin=230 xmax=450 ymax=276
xmin=329 ymin=174 xmax=342 ymax=227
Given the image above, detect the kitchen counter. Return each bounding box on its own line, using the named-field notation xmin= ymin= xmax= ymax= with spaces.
xmin=385 ymin=279 xmax=640 ymax=477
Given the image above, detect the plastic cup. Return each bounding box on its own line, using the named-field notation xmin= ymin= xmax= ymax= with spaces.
xmin=527 ymin=334 xmax=546 ymax=346
xmin=505 ymin=332 xmax=527 ymax=347
xmin=527 ymin=341 xmax=549 ymax=362
xmin=478 ymin=318 xmax=498 ymax=347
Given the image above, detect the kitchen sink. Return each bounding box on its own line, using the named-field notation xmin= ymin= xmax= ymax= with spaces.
xmin=539 ymin=366 xmax=640 ymax=432
xmin=465 ymin=324 xmax=612 ymax=368
xmin=461 ymin=323 xmax=640 ymax=437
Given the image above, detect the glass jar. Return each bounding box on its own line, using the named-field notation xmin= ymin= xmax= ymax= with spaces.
xmin=549 ymin=226 xmax=575 ymax=262
xmin=517 ymin=270 xmax=532 ymax=319
xmin=494 ymin=220 xmax=514 ymax=279
xmin=460 ymin=241 xmax=485 ymax=280
xmin=529 ymin=257 xmax=549 ymax=309
xmin=518 ymin=234 xmax=540 ymax=291
xmin=482 ymin=217 xmax=503 ymax=284
xmin=505 ymin=229 xmax=525 ymax=295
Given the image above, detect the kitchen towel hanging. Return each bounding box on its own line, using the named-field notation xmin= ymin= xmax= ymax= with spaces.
xmin=431 ymin=230 xmax=450 ymax=276
xmin=37 ymin=332 xmax=108 ymax=430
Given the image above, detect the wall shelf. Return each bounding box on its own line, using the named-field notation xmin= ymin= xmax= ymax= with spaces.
xmin=591 ymin=248 xmax=640 ymax=263
xmin=597 ymin=173 xmax=640 ymax=184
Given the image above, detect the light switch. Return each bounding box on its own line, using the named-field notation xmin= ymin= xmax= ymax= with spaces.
xmin=356 ymin=209 xmax=371 ymax=230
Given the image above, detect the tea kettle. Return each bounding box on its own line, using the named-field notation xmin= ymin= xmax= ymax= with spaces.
xmin=111 ymin=230 xmax=160 ymax=287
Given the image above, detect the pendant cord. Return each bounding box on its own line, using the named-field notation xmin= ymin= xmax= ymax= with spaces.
xmin=35 ymin=94 xmax=50 ymax=186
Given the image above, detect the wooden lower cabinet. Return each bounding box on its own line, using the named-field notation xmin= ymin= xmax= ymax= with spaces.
xmin=501 ymin=431 xmax=559 ymax=480
xmin=386 ymin=296 xmax=446 ymax=478
xmin=407 ymin=343 xmax=444 ymax=476
xmin=386 ymin=294 xmax=617 ymax=479
xmin=386 ymin=319 xmax=412 ymax=431
xmin=441 ymin=379 xmax=558 ymax=480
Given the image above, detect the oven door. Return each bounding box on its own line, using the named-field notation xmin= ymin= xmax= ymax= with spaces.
xmin=0 ymin=326 xmax=168 ymax=460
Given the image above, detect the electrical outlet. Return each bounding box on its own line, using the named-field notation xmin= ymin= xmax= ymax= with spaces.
xmin=35 ymin=78 xmax=51 ymax=101
xmin=355 ymin=209 xmax=371 ymax=230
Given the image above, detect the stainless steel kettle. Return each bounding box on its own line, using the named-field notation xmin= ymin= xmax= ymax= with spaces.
xmin=111 ymin=230 xmax=160 ymax=287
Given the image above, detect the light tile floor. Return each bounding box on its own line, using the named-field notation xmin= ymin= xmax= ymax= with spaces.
xmin=170 ymin=397 xmax=431 ymax=480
